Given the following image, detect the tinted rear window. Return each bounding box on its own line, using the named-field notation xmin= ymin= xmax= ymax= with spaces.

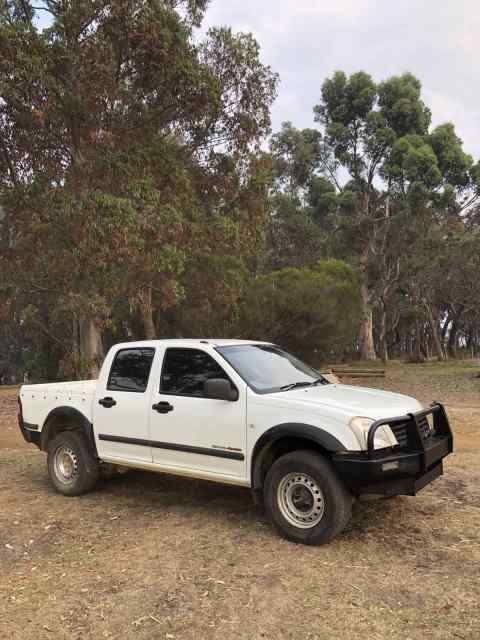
xmin=107 ymin=348 xmax=155 ymax=393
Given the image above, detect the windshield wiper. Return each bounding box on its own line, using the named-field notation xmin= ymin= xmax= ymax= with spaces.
xmin=280 ymin=377 xmax=329 ymax=391
xmin=280 ymin=381 xmax=315 ymax=391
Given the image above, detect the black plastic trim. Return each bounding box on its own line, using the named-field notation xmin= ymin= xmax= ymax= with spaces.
xmin=331 ymin=403 xmax=453 ymax=497
xmin=334 ymin=461 xmax=444 ymax=497
xmin=18 ymin=419 xmax=41 ymax=448
xmin=367 ymin=402 xmax=453 ymax=459
xmin=332 ymin=442 xmax=450 ymax=494
xmin=253 ymin=423 xmax=346 ymax=457
xmin=24 ymin=422 xmax=39 ymax=431
xmin=251 ymin=422 xmax=346 ymax=490
xmin=98 ymin=434 xmax=245 ymax=461
xmin=42 ymin=406 xmax=98 ymax=457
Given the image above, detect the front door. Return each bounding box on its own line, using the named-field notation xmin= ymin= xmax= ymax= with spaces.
xmin=93 ymin=346 xmax=156 ymax=463
xmin=149 ymin=347 xmax=247 ymax=479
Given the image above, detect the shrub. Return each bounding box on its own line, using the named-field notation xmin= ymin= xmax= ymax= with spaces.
xmin=237 ymin=260 xmax=361 ymax=358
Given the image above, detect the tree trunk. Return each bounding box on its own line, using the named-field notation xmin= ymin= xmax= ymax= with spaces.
xmin=79 ymin=317 xmax=103 ymax=378
xmin=358 ymin=282 xmax=377 ymax=360
xmin=139 ymin=286 xmax=156 ymax=340
xmin=408 ymin=332 xmax=414 ymax=359
xmin=441 ymin=317 xmax=450 ymax=343
xmin=379 ymin=302 xmax=388 ymax=363
xmin=448 ymin=320 xmax=458 ymax=358
xmin=424 ymin=302 xmax=444 ymax=361
xmin=415 ymin=321 xmax=424 ymax=362
xmin=358 ymin=244 xmax=376 ymax=361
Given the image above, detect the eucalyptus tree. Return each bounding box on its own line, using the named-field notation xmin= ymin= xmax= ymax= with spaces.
xmin=0 ymin=0 xmax=277 ymax=377
xmin=266 ymin=123 xmax=325 ymax=270
xmin=312 ymin=71 xmax=479 ymax=360
xmin=268 ymin=72 xmax=479 ymax=361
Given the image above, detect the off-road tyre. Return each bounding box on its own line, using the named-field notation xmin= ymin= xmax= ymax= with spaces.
xmin=47 ymin=430 xmax=99 ymax=496
xmin=264 ymin=450 xmax=352 ymax=545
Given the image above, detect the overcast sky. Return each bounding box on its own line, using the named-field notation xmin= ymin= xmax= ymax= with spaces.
xmin=35 ymin=1 xmax=480 ymax=159
xmin=202 ymin=0 xmax=480 ymax=159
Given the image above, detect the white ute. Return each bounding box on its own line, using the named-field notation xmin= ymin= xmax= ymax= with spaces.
xmin=18 ymin=339 xmax=453 ymax=545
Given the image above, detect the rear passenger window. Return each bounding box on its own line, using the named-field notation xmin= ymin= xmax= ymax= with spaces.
xmin=161 ymin=348 xmax=229 ymax=397
xmin=107 ymin=348 xmax=155 ymax=393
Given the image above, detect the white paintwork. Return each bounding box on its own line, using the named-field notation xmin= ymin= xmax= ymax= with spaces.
xmin=20 ymin=339 xmax=424 ymax=488
xmin=20 ymin=380 xmax=96 ymax=429
xmin=91 ymin=346 xmax=163 ymax=462
xmin=149 ymin=381 xmax=248 ymax=478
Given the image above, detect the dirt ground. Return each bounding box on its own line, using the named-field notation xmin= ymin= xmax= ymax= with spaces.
xmin=1 ymin=362 xmax=479 ymax=640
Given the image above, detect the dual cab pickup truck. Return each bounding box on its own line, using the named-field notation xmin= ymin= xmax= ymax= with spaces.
xmin=18 ymin=339 xmax=453 ymax=545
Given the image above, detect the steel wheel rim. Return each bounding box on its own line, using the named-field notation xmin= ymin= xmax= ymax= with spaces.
xmin=54 ymin=445 xmax=79 ymax=484
xmin=277 ymin=472 xmax=325 ymax=529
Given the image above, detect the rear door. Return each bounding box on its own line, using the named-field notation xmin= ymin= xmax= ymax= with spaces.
xmin=149 ymin=347 xmax=247 ymax=479
xmin=93 ymin=346 xmax=156 ymax=463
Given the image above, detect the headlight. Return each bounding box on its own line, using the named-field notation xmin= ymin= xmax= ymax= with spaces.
xmin=348 ymin=416 xmax=398 ymax=450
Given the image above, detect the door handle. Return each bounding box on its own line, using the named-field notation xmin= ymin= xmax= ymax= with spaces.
xmin=99 ymin=397 xmax=117 ymax=408
xmin=152 ymin=401 xmax=174 ymax=414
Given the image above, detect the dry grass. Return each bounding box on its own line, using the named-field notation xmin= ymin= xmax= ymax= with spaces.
xmin=1 ymin=363 xmax=479 ymax=640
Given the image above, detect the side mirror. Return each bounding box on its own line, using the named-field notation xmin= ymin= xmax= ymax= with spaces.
xmin=204 ymin=378 xmax=238 ymax=401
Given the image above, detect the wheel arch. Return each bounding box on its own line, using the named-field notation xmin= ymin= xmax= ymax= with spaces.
xmin=41 ymin=406 xmax=97 ymax=457
xmin=251 ymin=423 xmax=346 ymax=496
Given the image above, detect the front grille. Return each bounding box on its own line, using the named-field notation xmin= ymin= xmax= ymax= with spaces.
xmin=367 ymin=403 xmax=452 ymax=459
xmin=390 ymin=422 xmax=409 ymax=448
xmin=418 ymin=415 xmax=434 ymax=439
xmin=390 ymin=415 xmax=435 ymax=450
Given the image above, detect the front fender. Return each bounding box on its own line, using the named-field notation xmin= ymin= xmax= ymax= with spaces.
xmin=251 ymin=422 xmax=346 ymax=490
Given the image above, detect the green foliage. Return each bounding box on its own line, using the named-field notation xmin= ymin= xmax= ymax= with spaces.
xmin=316 ymin=71 xmax=376 ymax=128
xmin=377 ymin=73 xmax=431 ymax=137
xmin=1 ymin=6 xmax=480 ymax=380
xmin=0 ymin=0 xmax=278 ymax=377
xmin=270 ymin=122 xmax=322 ymax=193
xmin=267 ymin=193 xmax=325 ymax=269
xmin=237 ymin=261 xmax=361 ymax=357
xmin=428 ymin=124 xmax=473 ymax=188
xmin=384 ymin=134 xmax=442 ymax=189
xmin=164 ymin=255 xmax=249 ymax=337
xmin=268 ymin=69 xmax=480 ymax=361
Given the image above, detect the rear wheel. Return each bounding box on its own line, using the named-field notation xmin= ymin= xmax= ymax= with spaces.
xmin=264 ymin=450 xmax=352 ymax=545
xmin=47 ymin=431 xmax=99 ymax=496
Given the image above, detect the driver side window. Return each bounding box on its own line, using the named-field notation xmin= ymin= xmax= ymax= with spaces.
xmin=160 ymin=348 xmax=229 ymax=398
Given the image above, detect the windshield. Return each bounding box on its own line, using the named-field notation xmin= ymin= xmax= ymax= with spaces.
xmin=216 ymin=344 xmax=327 ymax=394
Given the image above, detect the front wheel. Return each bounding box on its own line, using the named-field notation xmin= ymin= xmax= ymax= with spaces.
xmin=47 ymin=431 xmax=99 ymax=496
xmin=264 ymin=450 xmax=352 ymax=545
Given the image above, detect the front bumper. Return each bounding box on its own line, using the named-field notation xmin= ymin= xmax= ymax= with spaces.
xmin=332 ymin=403 xmax=453 ymax=497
